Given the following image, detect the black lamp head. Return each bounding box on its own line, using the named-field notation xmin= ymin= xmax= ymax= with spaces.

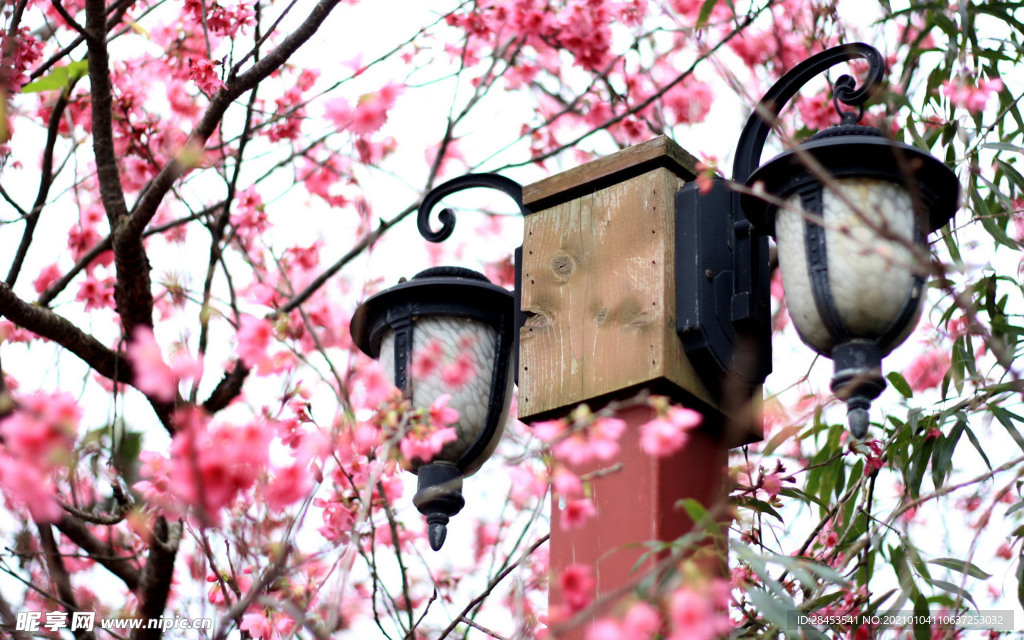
xmin=350 ymin=266 xmax=515 ymax=549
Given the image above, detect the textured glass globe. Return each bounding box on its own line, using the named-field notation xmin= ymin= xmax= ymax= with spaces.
xmin=775 ymin=177 xmax=923 ymax=356
xmin=380 ymin=315 xmax=513 ymax=475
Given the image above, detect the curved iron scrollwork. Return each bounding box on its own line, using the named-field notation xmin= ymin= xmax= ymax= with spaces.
xmin=732 ymin=42 xmax=885 ymax=184
xmin=417 ymin=173 xmax=529 ymax=243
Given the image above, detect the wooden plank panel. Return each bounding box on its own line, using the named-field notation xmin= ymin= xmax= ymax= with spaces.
xmin=519 ymin=157 xmax=715 ymax=420
xmin=518 ymin=194 xmax=588 ymax=417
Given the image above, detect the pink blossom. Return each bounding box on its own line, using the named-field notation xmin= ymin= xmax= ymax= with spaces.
xmin=32 ymin=263 xmax=62 ymax=295
xmin=667 ymin=585 xmax=731 ymax=640
xmin=662 ymin=78 xmax=713 ymax=125
xmin=623 ymin=601 xmax=662 ymax=640
xmin=189 ymin=58 xmax=224 ymax=94
xmin=264 ymin=462 xmax=313 ymax=511
xmin=236 ymin=315 xmax=274 ymax=368
xmin=126 ymin=327 xmax=178 ymax=402
xmin=0 ymin=453 xmax=61 ymax=521
xmin=412 ymin=340 xmax=445 ymax=380
xmin=761 ymin=473 xmax=783 ymax=498
xmin=585 ymin=619 xmax=623 ymax=640
xmin=903 ymin=348 xmax=949 ymax=391
xmin=532 ymin=418 xmax=568 ymax=442
xmin=1 ymin=390 xmax=80 ymax=462
xmin=552 ymin=416 xmax=626 ymax=465
xmin=640 ymin=407 xmax=702 ymax=457
xmin=551 ymin=466 xmax=583 ymax=498
xmin=327 ymin=83 xmax=404 ymax=135
xmin=441 ymin=353 xmax=476 ymax=388
xmin=941 ymin=76 xmax=1003 ymax=113
xmin=796 ymin=89 xmax=836 ymax=130
xmin=315 ymin=497 xmax=357 ymax=543
xmin=428 ymin=394 xmax=459 ymax=429
xmin=474 ymin=522 xmax=499 ymax=564
xmin=559 ymin=564 xmax=595 ymax=613
xmin=240 ymin=611 xmax=273 ymax=639
xmin=560 ymin=497 xmax=596 ymax=530
xmin=399 ymin=426 xmax=457 ymax=465
xmin=76 ymin=274 xmax=115 ymax=310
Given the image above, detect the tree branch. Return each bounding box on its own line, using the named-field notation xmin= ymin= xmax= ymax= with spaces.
xmin=0 ymin=282 xmax=130 ymax=383
xmin=38 ymin=522 xmax=97 ymax=640
xmin=6 ymin=79 xmax=75 ymax=287
xmin=131 ymin=516 xmax=181 ymax=640
xmin=0 ymin=283 xmax=177 ymax=431
xmin=85 ymin=0 xmax=155 ymax=339
xmin=202 ymin=361 xmax=250 ymax=413
xmin=56 ymin=515 xmax=141 ymax=591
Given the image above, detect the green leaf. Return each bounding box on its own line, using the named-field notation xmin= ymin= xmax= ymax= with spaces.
xmin=22 ymin=67 xmax=69 ymax=93
xmin=963 ymin=425 xmax=993 ymax=470
xmin=996 ymin=159 xmax=1024 ymax=196
xmin=745 ymin=586 xmax=796 ymax=634
xmin=1017 ymin=548 xmax=1024 ymax=611
xmin=21 ymin=60 xmax=88 ymax=94
xmin=928 ymin=557 xmax=991 ymax=580
xmin=762 ymin=423 xmax=802 ymax=456
xmin=887 ymin=371 xmax=913 ymax=398
xmin=779 ymin=486 xmax=827 ymax=510
xmin=695 ymin=0 xmax=718 ymax=28
xmin=931 ymin=579 xmax=979 ymax=608
xmin=913 ymin=591 xmax=930 ymax=640
xmin=733 ymin=495 xmax=784 ymax=523
xmin=981 ymin=141 xmax=1024 ymax=154
xmin=989 ymin=403 xmax=1024 ymax=454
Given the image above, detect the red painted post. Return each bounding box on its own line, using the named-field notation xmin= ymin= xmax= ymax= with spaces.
xmin=547 ymin=402 xmax=730 ymax=638
xmin=513 ymin=137 xmax=759 ymax=637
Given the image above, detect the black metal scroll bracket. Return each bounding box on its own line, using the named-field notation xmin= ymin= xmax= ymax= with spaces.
xmin=417 ymin=173 xmax=530 ymax=243
xmin=732 ymin=42 xmax=885 ymax=186
xmin=415 ymin=173 xmax=530 ymax=387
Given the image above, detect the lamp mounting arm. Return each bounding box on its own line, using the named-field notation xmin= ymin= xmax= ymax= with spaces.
xmin=732 ymin=42 xmax=885 ymax=185
xmin=417 ymin=173 xmax=528 ymax=243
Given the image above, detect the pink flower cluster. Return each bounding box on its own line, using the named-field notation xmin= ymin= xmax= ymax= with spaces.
xmin=126 ymin=327 xmax=203 ymax=402
xmin=534 ymin=410 xmax=627 ymax=465
xmin=398 ymin=395 xmax=460 ymax=468
xmin=902 ymin=347 xmax=949 ymax=392
xmin=0 ymin=390 xmax=81 ymax=521
xmin=571 ymin=574 xmax=731 ymax=640
xmin=638 ymin=405 xmax=702 ymax=457
xmin=134 ymin=409 xmax=320 ymax=521
xmin=324 ymin=83 xmax=404 ymax=136
xmin=942 ymin=76 xmax=1003 ymax=114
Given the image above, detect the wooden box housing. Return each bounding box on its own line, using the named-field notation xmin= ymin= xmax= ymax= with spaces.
xmin=518 ymin=136 xmax=727 ymax=422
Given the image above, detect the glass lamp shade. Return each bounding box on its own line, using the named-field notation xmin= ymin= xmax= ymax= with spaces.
xmin=377 ymin=315 xmax=513 ymax=476
xmin=742 ymin=126 xmax=959 ymax=436
xmin=349 ymin=266 xmax=515 ymax=549
xmin=774 ymin=177 xmax=922 ymax=356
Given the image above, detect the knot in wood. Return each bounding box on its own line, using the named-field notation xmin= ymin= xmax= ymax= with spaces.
xmin=551 ymin=253 xmax=575 ymax=279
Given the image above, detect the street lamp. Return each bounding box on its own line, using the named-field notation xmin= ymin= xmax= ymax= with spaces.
xmin=350 ymin=177 xmax=525 ymax=551
xmin=350 ymin=43 xmax=958 ymax=548
xmin=734 ymin=43 xmax=958 ymax=437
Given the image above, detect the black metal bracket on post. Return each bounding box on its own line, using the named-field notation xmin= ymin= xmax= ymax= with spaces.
xmin=675 ymin=178 xmax=772 ymax=394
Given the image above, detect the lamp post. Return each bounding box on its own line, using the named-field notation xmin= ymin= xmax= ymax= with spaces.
xmin=350 ymin=41 xmax=956 ymax=588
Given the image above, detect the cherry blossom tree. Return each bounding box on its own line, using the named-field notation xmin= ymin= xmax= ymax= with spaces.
xmin=0 ymin=0 xmax=1023 ymax=639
